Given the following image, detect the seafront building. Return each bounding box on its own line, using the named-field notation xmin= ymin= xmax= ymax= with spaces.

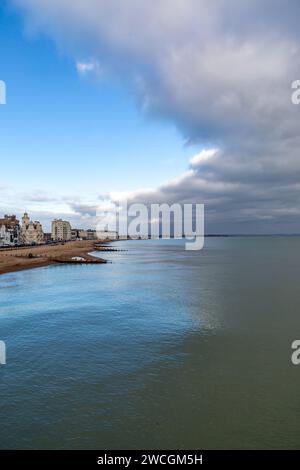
xmin=0 ymin=215 xmax=21 ymax=246
xmin=51 ymin=219 xmax=72 ymax=241
xmin=44 ymin=233 xmax=52 ymax=243
xmin=21 ymin=213 xmax=44 ymax=245
xmin=71 ymin=229 xmax=98 ymax=240
xmin=79 ymin=229 xmax=97 ymax=240
xmin=1 ymin=212 xmax=117 ymax=246
xmin=97 ymin=229 xmax=119 ymax=240
xmin=73 ymin=229 xmax=118 ymax=240
xmin=71 ymin=229 xmax=80 ymax=240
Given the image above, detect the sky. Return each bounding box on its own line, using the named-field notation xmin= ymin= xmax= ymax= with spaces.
xmin=1 ymin=0 xmax=300 ymax=233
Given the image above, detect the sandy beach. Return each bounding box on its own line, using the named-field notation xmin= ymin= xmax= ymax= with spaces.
xmin=0 ymin=240 xmax=107 ymax=276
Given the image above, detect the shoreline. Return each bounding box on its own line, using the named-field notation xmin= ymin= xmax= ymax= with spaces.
xmin=0 ymin=240 xmax=109 ymax=276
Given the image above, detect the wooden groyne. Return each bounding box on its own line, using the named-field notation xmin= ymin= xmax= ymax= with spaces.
xmin=93 ymin=245 xmax=127 ymax=252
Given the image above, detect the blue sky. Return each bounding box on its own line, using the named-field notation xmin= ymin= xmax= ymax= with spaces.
xmin=0 ymin=2 xmax=196 ymax=229
xmin=1 ymin=1 xmax=300 ymax=233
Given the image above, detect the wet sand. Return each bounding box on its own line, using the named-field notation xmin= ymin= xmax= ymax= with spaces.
xmin=0 ymin=240 xmax=107 ymax=275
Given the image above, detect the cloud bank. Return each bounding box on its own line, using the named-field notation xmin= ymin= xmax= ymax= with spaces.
xmin=11 ymin=0 xmax=300 ymax=233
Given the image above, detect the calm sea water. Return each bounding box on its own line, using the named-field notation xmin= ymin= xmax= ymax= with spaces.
xmin=1 ymin=237 xmax=300 ymax=449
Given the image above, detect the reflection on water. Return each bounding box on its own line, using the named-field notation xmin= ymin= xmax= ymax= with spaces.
xmin=1 ymin=238 xmax=300 ymax=449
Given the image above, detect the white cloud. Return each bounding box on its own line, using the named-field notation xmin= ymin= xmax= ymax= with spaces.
xmin=76 ymin=59 xmax=102 ymax=76
xmin=190 ymin=148 xmax=219 ymax=167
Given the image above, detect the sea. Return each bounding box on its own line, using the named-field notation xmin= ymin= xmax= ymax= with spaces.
xmin=1 ymin=237 xmax=300 ymax=449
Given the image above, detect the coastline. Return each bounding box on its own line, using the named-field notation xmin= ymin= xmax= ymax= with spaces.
xmin=0 ymin=240 xmax=108 ymax=276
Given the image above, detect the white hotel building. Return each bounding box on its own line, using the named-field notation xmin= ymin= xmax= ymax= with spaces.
xmin=51 ymin=219 xmax=72 ymax=241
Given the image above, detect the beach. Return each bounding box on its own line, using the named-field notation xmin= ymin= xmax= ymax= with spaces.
xmin=0 ymin=240 xmax=107 ymax=275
